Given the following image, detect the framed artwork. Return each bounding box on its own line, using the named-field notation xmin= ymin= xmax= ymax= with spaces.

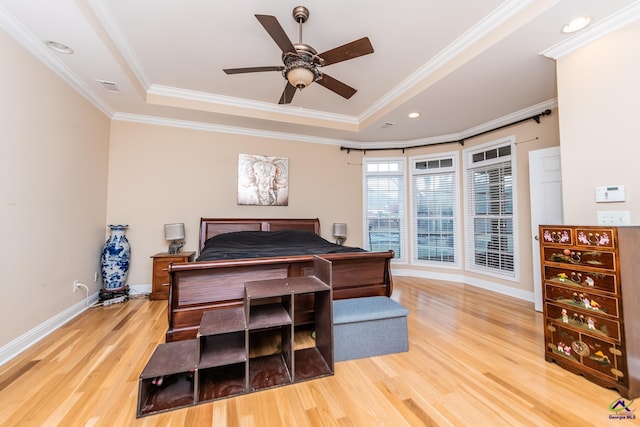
xmin=238 ymin=154 xmax=289 ymax=206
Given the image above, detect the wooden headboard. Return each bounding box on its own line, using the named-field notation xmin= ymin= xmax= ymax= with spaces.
xmin=199 ymin=218 xmax=321 ymax=252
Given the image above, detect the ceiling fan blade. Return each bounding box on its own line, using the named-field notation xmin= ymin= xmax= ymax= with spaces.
xmin=316 ymin=73 xmax=357 ymax=99
xmin=255 ymin=14 xmax=297 ymax=54
xmin=279 ymin=83 xmax=297 ymax=104
xmin=223 ymin=66 xmax=284 ymax=74
xmin=318 ymin=37 xmax=374 ymax=66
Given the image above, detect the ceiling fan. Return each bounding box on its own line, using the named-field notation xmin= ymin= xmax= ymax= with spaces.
xmin=223 ymin=6 xmax=374 ymax=104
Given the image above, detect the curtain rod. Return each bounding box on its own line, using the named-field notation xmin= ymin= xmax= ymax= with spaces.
xmin=340 ymin=109 xmax=552 ymax=154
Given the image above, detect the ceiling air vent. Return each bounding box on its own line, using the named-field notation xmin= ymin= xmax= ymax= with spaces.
xmin=96 ymin=80 xmax=121 ymax=93
xmin=380 ymin=122 xmax=396 ymax=129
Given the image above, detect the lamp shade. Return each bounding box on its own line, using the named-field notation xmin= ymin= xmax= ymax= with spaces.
xmin=332 ymin=223 xmax=347 ymax=238
xmin=164 ymin=223 xmax=185 ymax=240
xmin=286 ymin=66 xmax=314 ymax=88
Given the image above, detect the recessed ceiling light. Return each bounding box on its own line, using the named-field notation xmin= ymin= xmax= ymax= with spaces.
xmin=46 ymin=40 xmax=74 ymax=54
xmin=562 ymin=16 xmax=592 ymax=33
xmin=408 ymin=112 xmax=421 ymax=119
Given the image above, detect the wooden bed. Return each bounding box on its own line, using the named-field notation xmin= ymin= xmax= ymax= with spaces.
xmin=166 ymin=218 xmax=394 ymax=342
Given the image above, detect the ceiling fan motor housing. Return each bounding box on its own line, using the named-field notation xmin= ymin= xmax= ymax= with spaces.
xmin=283 ymin=44 xmax=322 ymax=89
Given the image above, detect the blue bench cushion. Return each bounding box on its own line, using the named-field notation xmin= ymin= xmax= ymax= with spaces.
xmin=332 ymin=296 xmax=409 ymax=361
xmin=333 ymin=296 xmax=408 ymax=324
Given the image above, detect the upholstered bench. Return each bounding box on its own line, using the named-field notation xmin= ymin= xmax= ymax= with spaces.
xmin=333 ymin=296 xmax=409 ymax=362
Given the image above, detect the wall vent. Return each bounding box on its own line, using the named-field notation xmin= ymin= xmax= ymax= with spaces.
xmin=96 ymin=80 xmax=121 ymax=92
xmin=380 ymin=122 xmax=396 ymax=128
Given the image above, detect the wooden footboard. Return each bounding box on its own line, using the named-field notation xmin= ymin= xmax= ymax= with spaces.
xmin=166 ymin=251 xmax=393 ymax=342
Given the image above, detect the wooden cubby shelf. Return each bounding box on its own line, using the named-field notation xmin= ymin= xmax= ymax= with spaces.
xmin=137 ymin=339 xmax=197 ymax=417
xmin=137 ymin=256 xmax=334 ymax=417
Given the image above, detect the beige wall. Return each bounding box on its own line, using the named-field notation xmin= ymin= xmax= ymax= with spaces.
xmin=360 ymin=111 xmax=560 ymax=295
xmin=109 ymin=112 xmax=559 ymax=295
xmin=0 ymin=30 xmax=110 ymax=347
xmin=107 ymin=121 xmax=365 ymax=285
xmin=557 ymin=20 xmax=640 ymax=225
xmin=3 ymin=16 xmax=579 ymax=352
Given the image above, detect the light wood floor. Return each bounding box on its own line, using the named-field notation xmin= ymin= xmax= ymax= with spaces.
xmin=0 ymin=277 xmax=635 ymax=426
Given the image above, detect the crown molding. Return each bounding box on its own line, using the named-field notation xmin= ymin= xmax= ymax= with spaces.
xmin=540 ymin=0 xmax=640 ymax=59
xmin=112 ymin=112 xmax=351 ymax=147
xmin=146 ymin=84 xmax=359 ymax=127
xmin=359 ymin=0 xmax=541 ymax=123
xmin=0 ymin=4 xmax=113 ymax=117
xmin=114 ymin=98 xmax=558 ymax=149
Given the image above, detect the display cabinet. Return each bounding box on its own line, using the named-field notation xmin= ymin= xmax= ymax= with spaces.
xmin=540 ymin=225 xmax=640 ymax=399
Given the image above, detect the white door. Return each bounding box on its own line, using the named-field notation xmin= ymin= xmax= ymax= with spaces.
xmin=529 ymin=146 xmax=563 ymax=312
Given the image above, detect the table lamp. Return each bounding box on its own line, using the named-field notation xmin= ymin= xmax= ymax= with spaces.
xmin=333 ymin=223 xmax=347 ymax=245
xmin=164 ymin=223 xmax=185 ymax=254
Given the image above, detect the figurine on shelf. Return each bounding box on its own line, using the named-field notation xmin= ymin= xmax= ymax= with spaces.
xmin=562 ymin=308 xmax=569 ymax=323
xmin=587 ymin=317 xmax=596 ymax=330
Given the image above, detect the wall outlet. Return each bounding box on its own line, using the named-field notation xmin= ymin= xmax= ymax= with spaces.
xmin=73 ymin=279 xmax=79 ymax=293
xmin=94 ymin=271 xmax=99 ymax=282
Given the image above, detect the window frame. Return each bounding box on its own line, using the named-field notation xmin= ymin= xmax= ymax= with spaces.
xmin=409 ymin=151 xmax=461 ymax=268
xmin=362 ymin=157 xmax=407 ymax=264
xmin=462 ymin=137 xmax=519 ymax=281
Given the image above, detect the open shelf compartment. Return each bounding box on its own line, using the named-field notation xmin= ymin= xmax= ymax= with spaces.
xmin=137 ymin=339 xmax=197 ymax=417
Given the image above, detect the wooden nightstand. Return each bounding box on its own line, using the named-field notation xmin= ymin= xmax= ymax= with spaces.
xmin=150 ymin=251 xmax=196 ymax=300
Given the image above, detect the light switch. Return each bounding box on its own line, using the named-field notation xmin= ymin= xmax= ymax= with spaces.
xmin=597 ymin=211 xmax=630 ymax=226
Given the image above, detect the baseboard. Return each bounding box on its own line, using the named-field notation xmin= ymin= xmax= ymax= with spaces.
xmin=0 ymin=284 xmax=154 ymax=366
xmin=0 ymin=291 xmax=100 ymax=367
xmin=129 ymin=284 xmax=151 ymax=295
xmin=392 ymin=268 xmax=534 ymax=303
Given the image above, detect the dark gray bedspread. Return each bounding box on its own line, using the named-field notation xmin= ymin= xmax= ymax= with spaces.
xmin=196 ymin=230 xmax=365 ymax=261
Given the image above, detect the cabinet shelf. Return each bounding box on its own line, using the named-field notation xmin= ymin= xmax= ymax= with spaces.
xmin=248 ymin=303 xmax=292 ymax=330
xmin=198 ymin=363 xmax=246 ymax=402
xmin=137 ymin=340 xmax=197 ymax=417
xmin=198 ymin=333 xmax=247 ymax=368
xmin=137 ymin=255 xmax=334 ymax=417
xmin=294 ymin=347 xmax=332 ymax=381
xmin=249 ymin=353 xmax=292 ymax=390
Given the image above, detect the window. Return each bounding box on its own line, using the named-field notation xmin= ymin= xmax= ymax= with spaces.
xmin=464 ymin=138 xmax=518 ymax=279
xmin=410 ymin=152 xmax=459 ymax=266
xmin=363 ymin=158 xmax=406 ymax=262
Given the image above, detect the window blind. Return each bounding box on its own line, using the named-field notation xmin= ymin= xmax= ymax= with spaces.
xmin=363 ymin=159 xmax=405 ymax=261
xmin=465 ymin=143 xmax=516 ymax=277
xmin=411 ymin=155 xmax=458 ymax=265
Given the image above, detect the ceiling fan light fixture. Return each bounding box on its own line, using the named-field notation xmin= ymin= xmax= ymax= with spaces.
xmin=283 ymin=55 xmax=319 ymax=89
xmin=286 ymin=66 xmax=315 ymax=89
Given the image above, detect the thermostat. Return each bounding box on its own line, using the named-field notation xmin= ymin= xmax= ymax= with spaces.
xmin=595 ymin=185 xmax=625 ymax=203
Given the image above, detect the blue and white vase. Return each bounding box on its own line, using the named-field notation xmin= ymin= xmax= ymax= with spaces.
xmin=101 ymin=224 xmax=130 ymax=290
